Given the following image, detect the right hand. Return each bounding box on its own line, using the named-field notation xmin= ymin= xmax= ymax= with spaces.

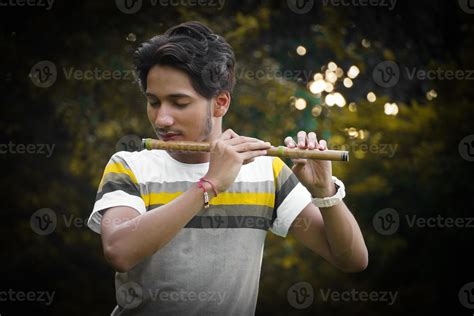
xmin=205 ymin=129 xmax=271 ymax=193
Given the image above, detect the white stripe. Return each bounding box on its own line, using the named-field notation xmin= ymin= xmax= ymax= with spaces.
xmin=270 ymin=182 xmax=312 ymax=238
xmin=121 ymin=150 xmax=275 ymax=183
xmin=87 ymin=190 xmax=146 ymax=234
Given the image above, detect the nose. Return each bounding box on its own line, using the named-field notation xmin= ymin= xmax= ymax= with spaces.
xmin=154 ymin=104 xmax=175 ymax=128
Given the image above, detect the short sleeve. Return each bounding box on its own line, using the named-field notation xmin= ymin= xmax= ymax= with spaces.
xmin=269 ymin=157 xmax=312 ymax=238
xmin=87 ymin=152 xmax=146 ymax=234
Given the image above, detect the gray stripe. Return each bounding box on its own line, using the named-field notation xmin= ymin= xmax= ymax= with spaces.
xmin=139 ymin=180 xmax=274 ymax=194
xmin=100 ymin=172 xmax=140 ymax=192
xmin=272 ymin=173 xmax=299 ymax=224
xmin=147 ymin=204 xmax=274 ymax=218
xmin=185 ymin=216 xmax=271 ymax=231
xmin=275 ymin=174 xmax=298 ymax=209
xmin=96 ymin=181 xmax=141 ymax=201
xmin=109 ymin=155 xmax=132 ymax=169
xmin=275 ymin=162 xmax=292 ymax=192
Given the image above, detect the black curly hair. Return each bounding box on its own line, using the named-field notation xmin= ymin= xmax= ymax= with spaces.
xmin=133 ymin=21 xmax=236 ymax=99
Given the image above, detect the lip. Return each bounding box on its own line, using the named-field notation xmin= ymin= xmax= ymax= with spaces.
xmin=159 ymin=133 xmax=181 ymax=141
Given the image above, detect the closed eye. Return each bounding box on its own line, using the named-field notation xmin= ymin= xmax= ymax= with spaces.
xmin=174 ymin=102 xmax=190 ymax=108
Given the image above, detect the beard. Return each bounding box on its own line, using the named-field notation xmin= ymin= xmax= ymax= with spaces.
xmin=199 ymin=99 xmax=213 ymax=140
xmin=151 ymin=99 xmax=214 ymax=141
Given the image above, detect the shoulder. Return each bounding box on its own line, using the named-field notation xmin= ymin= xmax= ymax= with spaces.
xmin=108 ymin=150 xmax=167 ymax=177
xmin=111 ymin=149 xmax=164 ymax=165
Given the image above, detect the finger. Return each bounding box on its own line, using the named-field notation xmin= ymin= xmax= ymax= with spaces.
xmin=219 ymin=128 xmax=239 ymax=140
xmin=240 ymin=149 xmax=268 ymax=161
xmin=319 ymin=139 xmax=327 ymax=150
xmin=225 ymin=136 xmax=266 ymax=146
xmin=291 ymin=158 xmax=307 ymax=165
xmin=307 ymin=132 xmax=318 ymax=149
xmin=234 ymin=141 xmax=271 ymax=153
xmin=297 ymin=131 xmax=307 ymax=149
xmin=242 ymin=158 xmax=255 ymax=165
xmin=284 ymin=136 xmax=296 ymax=148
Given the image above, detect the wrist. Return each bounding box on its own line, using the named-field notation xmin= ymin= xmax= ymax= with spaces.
xmin=310 ymin=182 xmax=337 ymax=198
xmin=311 ymin=176 xmax=346 ymax=208
xmin=197 ymin=180 xmax=215 ymax=209
xmin=201 ymin=181 xmax=216 ymax=199
xmin=202 ymin=175 xmax=220 ymax=195
xmin=199 ymin=176 xmax=220 ymax=196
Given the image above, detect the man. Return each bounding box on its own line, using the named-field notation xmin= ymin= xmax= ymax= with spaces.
xmin=87 ymin=21 xmax=368 ymax=315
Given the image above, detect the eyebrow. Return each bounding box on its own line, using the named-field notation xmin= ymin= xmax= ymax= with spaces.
xmin=145 ymin=92 xmax=192 ymax=99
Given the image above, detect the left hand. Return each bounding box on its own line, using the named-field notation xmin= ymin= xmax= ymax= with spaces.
xmin=284 ymin=131 xmax=336 ymax=198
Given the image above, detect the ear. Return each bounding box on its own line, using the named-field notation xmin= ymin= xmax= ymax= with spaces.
xmin=213 ymin=91 xmax=231 ymax=117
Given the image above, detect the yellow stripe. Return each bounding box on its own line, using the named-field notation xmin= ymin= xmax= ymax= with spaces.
xmin=144 ymin=192 xmax=182 ymax=206
xmin=98 ymin=162 xmax=139 ymax=190
xmin=272 ymin=157 xmax=285 ymax=180
xmin=143 ymin=192 xmax=275 ymax=208
xmin=212 ymin=192 xmax=275 ymax=207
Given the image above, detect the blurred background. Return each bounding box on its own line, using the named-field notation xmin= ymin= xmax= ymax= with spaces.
xmin=1 ymin=0 xmax=474 ymax=315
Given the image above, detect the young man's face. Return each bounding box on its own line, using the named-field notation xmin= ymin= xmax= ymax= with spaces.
xmin=145 ymin=65 xmax=213 ymax=142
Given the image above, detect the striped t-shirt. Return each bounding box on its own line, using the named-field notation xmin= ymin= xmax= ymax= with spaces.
xmin=87 ymin=149 xmax=312 ymax=315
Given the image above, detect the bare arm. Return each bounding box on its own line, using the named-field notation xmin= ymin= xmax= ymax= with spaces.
xmin=289 ymin=200 xmax=368 ymax=273
xmin=284 ymin=131 xmax=368 ymax=273
xmin=101 ymin=182 xmax=214 ymax=273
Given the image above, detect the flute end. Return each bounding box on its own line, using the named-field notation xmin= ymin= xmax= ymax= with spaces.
xmin=342 ymin=151 xmax=349 ymax=162
xmin=141 ymin=138 xmax=150 ymax=150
